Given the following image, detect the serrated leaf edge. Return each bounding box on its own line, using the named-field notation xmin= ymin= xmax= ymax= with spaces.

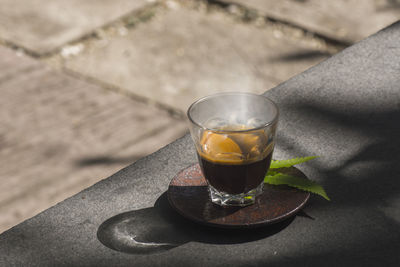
xmin=264 ymin=173 xmax=330 ymax=201
xmin=270 ymin=156 xmax=318 ymax=169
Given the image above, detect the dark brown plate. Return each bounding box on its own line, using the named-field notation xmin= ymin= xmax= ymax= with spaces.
xmin=167 ymin=163 xmax=310 ymax=228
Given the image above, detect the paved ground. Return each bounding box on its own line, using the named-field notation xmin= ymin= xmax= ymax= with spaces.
xmin=0 ymin=0 xmax=398 ymax=233
xmin=62 ymin=5 xmax=332 ymax=112
xmin=0 ymin=0 xmax=150 ymax=55
xmin=0 ymin=46 xmax=187 ymax=231
xmin=221 ymin=0 xmax=400 ymax=43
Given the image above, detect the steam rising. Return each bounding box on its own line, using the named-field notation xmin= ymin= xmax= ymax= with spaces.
xmin=189 ymin=93 xmax=278 ymax=131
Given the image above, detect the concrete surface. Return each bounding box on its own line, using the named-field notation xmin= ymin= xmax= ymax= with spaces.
xmin=222 ymin=0 xmax=400 ymax=43
xmin=0 ymin=0 xmax=398 ymax=238
xmin=0 ymin=46 xmax=187 ymax=233
xmin=0 ymin=0 xmax=150 ymax=55
xmin=65 ymin=6 xmax=330 ymax=112
xmin=0 ymin=21 xmax=398 ymax=266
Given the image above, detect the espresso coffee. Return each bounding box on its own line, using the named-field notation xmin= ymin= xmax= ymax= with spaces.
xmin=197 ymin=127 xmax=273 ymax=195
xmin=198 ymin=152 xmax=272 ymax=194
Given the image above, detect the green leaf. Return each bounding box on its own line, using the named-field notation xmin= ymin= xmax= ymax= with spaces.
xmin=270 ymin=156 xmax=318 ymax=169
xmin=264 ymin=172 xmax=330 ymax=200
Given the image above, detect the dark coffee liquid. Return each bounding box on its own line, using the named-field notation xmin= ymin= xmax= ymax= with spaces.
xmin=198 ymin=152 xmax=272 ymax=194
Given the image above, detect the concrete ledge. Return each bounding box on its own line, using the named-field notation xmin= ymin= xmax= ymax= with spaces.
xmin=0 ymin=21 xmax=399 ymax=266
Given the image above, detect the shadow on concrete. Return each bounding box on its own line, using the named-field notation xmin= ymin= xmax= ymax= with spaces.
xmin=282 ymin=103 xmax=400 ymax=207
xmin=97 ymin=192 xmax=295 ymax=254
xmin=258 ymin=100 xmax=400 ymax=266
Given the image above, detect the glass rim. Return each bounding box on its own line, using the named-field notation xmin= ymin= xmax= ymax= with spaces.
xmin=187 ymin=92 xmax=279 ymax=133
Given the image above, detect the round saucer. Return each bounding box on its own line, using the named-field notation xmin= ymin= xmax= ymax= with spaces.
xmin=167 ymin=163 xmax=310 ymax=228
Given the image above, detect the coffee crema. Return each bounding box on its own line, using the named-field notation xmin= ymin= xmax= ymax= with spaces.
xmin=197 ymin=126 xmax=273 ymax=194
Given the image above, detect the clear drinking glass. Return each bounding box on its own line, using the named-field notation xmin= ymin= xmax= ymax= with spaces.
xmin=187 ymin=92 xmax=279 ymax=206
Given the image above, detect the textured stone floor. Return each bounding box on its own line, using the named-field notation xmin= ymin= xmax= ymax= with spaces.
xmin=0 ymin=0 xmax=150 ymax=55
xmin=219 ymin=0 xmax=400 ymax=43
xmin=64 ymin=6 xmax=331 ymax=112
xmin=0 ymin=47 xmax=187 ymax=231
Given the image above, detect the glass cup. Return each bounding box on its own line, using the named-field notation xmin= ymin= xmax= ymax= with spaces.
xmin=187 ymin=92 xmax=279 ymax=206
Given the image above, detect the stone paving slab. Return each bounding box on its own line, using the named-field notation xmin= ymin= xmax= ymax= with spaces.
xmin=0 ymin=0 xmax=150 ymax=55
xmin=224 ymin=0 xmax=400 ymax=43
xmin=64 ymin=5 xmax=330 ymax=113
xmin=0 ymin=46 xmax=187 ymax=233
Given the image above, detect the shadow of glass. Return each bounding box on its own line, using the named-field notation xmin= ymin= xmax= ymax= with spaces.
xmin=97 ymin=192 xmax=294 ymax=254
xmin=168 ymin=184 xmax=243 ymax=222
